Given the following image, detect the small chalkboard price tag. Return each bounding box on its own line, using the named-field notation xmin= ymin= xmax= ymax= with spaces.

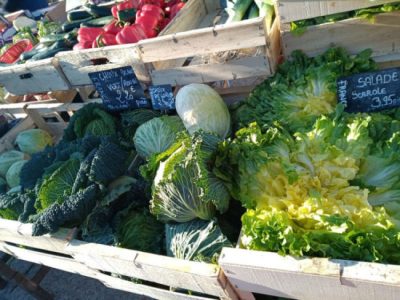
xmin=149 ymin=84 xmax=175 ymax=110
xmin=89 ymin=66 xmax=150 ymax=111
xmin=337 ymin=67 xmax=400 ymax=113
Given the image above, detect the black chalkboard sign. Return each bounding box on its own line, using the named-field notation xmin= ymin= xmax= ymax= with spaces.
xmin=89 ymin=66 xmax=150 ymax=111
xmin=149 ymin=84 xmax=175 ymax=110
xmin=337 ymin=67 xmax=400 ymax=113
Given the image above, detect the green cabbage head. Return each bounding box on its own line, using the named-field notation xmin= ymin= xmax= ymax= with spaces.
xmin=0 ymin=150 xmax=27 ymax=177
xmin=134 ymin=116 xmax=185 ymax=159
xmin=16 ymin=129 xmax=53 ymax=154
xmin=6 ymin=160 xmax=27 ymax=188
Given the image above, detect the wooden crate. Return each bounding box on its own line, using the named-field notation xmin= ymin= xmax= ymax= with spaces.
xmin=281 ymin=11 xmax=400 ymax=61
xmin=0 ymin=58 xmax=70 ymax=96
xmin=0 ymin=93 xmax=256 ymax=300
xmin=56 ymin=0 xmax=280 ymax=89
xmin=219 ymin=248 xmax=400 ymax=300
xmin=276 ymin=0 xmax=399 ymax=22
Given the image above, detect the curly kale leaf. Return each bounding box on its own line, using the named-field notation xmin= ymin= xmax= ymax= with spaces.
xmin=32 ymin=184 xmax=99 ymax=236
xmin=63 ymin=103 xmax=116 ymax=142
xmin=88 ymin=138 xmax=129 ymax=184
xmin=0 ymin=192 xmax=25 ymax=220
xmin=18 ymin=191 xmax=36 ymax=223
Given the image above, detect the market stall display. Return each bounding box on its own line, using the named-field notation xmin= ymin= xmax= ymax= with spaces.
xmin=0 ymin=1 xmax=399 ymax=300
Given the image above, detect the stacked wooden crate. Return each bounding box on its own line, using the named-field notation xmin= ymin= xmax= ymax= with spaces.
xmin=276 ymin=0 xmax=400 ymax=62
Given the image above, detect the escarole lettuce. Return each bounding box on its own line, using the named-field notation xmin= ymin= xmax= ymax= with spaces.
xmin=216 ymin=108 xmax=400 ymax=264
xmin=234 ymin=47 xmax=376 ymax=133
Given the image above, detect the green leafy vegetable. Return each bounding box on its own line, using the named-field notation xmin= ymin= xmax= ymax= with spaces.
xmin=134 ymin=116 xmax=185 ymax=159
xmin=63 ymin=103 xmax=116 ymax=142
xmin=116 ymin=207 xmax=164 ymax=254
xmin=6 ymin=160 xmax=27 ymax=188
xmin=32 ymin=184 xmax=99 ymax=236
xmin=150 ymin=132 xmax=230 ymax=223
xmin=166 ymin=219 xmax=232 ymax=262
xmin=37 ymin=158 xmax=81 ymax=211
xmin=234 ymin=47 xmax=376 ymax=133
xmin=16 ymin=129 xmax=53 ymax=155
xmin=0 ymin=150 xmax=27 ymax=177
xmin=217 ymin=109 xmax=400 ymax=263
xmin=0 ymin=192 xmax=24 ymax=220
xmin=176 ymin=83 xmax=231 ymax=138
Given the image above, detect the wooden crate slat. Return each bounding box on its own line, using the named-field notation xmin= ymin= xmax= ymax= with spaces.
xmin=0 ymin=58 xmax=70 ymax=95
xmin=0 ymin=241 xmax=97 ymax=277
xmin=276 ymin=0 xmax=398 ymax=22
xmin=97 ymin=273 xmax=216 ymax=300
xmin=281 ymin=12 xmax=400 ymax=59
xmin=151 ymin=55 xmax=269 ymax=86
xmin=56 ymin=45 xmax=147 ymax=88
xmin=219 ymin=248 xmax=400 ymax=300
xmin=0 ymin=219 xmax=74 ymax=254
xmin=66 ymin=240 xmax=227 ymax=297
xmin=138 ymin=17 xmax=266 ymax=63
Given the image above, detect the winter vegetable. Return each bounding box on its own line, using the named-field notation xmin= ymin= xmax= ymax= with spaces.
xmin=216 ymin=109 xmax=400 ymax=263
xmin=0 ymin=192 xmax=25 ymax=220
xmin=0 ymin=150 xmax=27 ymax=177
xmin=116 ymin=207 xmax=164 ymax=253
xmin=15 ymin=129 xmax=53 ymax=155
xmin=148 ymin=131 xmax=230 ymax=223
xmin=134 ymin=116 xmax=185 ymax=159
xmin=234 ymin=47 xmax=376 ymax=133
xmin=166 ymin=220 xmax=231 ymax=262
xmin=6 ymin=160 xmax=27 ymax=188
xmin=176 ymin=84 xmax=231 ymax=138
xmin=63 ymin=103 xmax=116 ymax=142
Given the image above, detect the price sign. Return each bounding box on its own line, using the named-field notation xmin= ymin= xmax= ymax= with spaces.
xmin=89 ymin=66 xmax=150 ymax=111
xmin=149 ymin=84 xmax=175 ymax=110
xmin=337 ymin=67 xmax=400 ymax=113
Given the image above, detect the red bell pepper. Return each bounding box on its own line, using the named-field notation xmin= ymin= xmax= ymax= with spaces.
xmin=0 ymin=39 xmax=33 ymax=64
xmin=135 ymin=14 xmax=159 ymax=38
xmin=73 ymin=41 xmax=92 ymax=50
xmin=112 ymin=1 xmax=137 ymax=22
xmin=96 ymin=33 xmax=118 ymax=47
xmin=104 ymin=20 xmax=124 ymax=35
xmin=170 ymin=2 xmax=185 ymax=19
xmin=139 ymin=0 xmax=164 ymax=8
xmin=141 ymin=4 xmax=164 ymax=18
xmin=77 ymin=27 xmax=104 ymax=43
xmin=159 ymin=17 xmax=170 ymax=30
xmin=116 ymin=24 xmax=147 ymax=44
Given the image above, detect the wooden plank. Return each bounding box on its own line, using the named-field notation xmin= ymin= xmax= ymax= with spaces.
xmin=152 ymin=0 xmax=209 ymax=71
xmin=0 ymin=241 xmax=98 ymax=279
xmin=151 ymin=55 xmax=270 ymax=86
xmin=281 ymin=12 xmax=400 ymax=59
xmin=0 ymin=58 xmax=70 ymax=95
xmin=138 ymin=17 xmax=266 ymax=63
xmin=219 ymin=248 xmax=400 ymax=300
xmin=56 ymin=45 xmax=149 ymax=88
xmin=96 ymin=273 xmax=216 ymax=300
xmin=276 ymin=0 xmax=398 ymax=22
xmin=0 ymin=219 xmax=75 ymax=254
xmin=66 ymin=240 xmax=227 ymax=297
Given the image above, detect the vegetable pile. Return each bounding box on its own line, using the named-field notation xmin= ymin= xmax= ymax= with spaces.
xmin=216 ymin=47 xmax=400 ymax=264
xmin=74 ymin=0 xmax=187 ymax=49
xmin=290 ymin=2 xmax=400 ymax=35
xmin=0 ymin=86 xmax=238 ymax=263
